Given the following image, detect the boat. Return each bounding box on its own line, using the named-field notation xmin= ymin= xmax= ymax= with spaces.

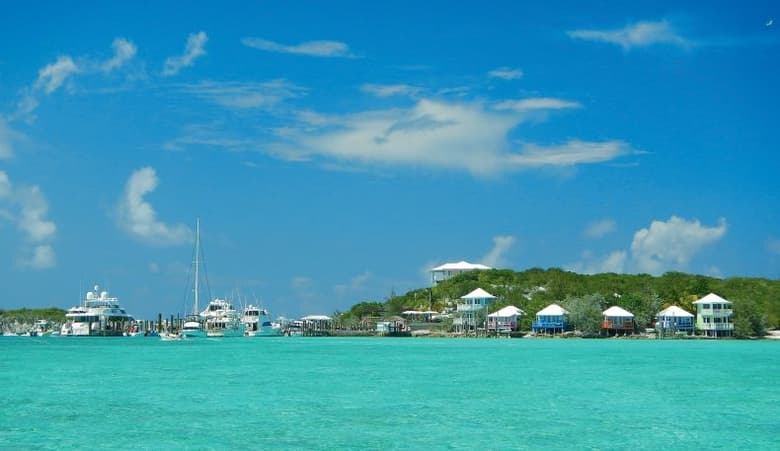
xmin=60 ymin=285 xmax=135 ymax=336
xmin=177 ymin=219 xmax=207 ymax=339
xmin=29 ymin=319 xmax=54 ymax=336
xmin=241 ymin=305 xmax=280 ymax=337
xmin=201 ymin=298 xmax=244 ymax=337
xmin=125 ymin=319 xmax=151 ymax=337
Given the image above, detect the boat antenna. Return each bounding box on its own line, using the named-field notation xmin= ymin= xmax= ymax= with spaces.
xmin=194 ymin=217 xmax=200 ymax=314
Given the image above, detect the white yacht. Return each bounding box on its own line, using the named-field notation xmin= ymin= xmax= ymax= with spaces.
xmin=201 ymin=298 xmax=244 ymax=337
xmin=60 ymin=285 xmax=135 ymax=336
xmin=241 ymin=305 xmax=280 ymax=337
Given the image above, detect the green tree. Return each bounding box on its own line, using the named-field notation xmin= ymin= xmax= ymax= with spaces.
xmin=733 ymin=298 xmax=768 ymax=338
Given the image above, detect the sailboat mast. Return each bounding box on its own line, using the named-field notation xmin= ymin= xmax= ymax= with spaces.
xmin=194 ymin=218 xmax=200 ymax=314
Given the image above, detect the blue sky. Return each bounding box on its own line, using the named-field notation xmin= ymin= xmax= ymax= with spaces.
xmin=1 ymin=1 xmax=778 ymax=319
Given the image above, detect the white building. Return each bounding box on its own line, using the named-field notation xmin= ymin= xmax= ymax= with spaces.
xmin=693 ymin=293 xmax=734 ymax=337
xmin=456 ymin=288 xmax=496 ymax=334
xmin=487 ymin=305 xmax=525 ymax=333
xmin=431 ymin=261 xmax=492 ymax=285
xmin=655 ymin=305 xmax=694 ymax=335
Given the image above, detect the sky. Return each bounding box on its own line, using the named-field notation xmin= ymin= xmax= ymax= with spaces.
xmin=1 ymin=1 xmax=778 ymax=319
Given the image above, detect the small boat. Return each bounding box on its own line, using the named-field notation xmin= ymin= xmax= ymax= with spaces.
xmin=29 ymin=319 xmax=54 ymax=337
xmin=241 ymin=305 xmax=280 ymax=337
xmin=201 ymin=298 xmax=244 ymax=337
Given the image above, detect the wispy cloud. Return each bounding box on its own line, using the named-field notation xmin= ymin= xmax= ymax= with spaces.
xmin=34 ymin=56 xmax=80 ymax=94
xmin=334 ymin=271 xmax=372 ymax=298
xmin=631 ymin=216 xmax=726 ymax=274
xmin=568 ymin=250 xmax=627 ymax=274
xmin=361 ymin=83 xmax=422 ymax=98
xmin=0 ymin=119 xmax=22 ymax=159
xmin=0 ymin=170 xmax=57 ymax=269
xmin=767 ymin=237 xmax=780 ymax=255
xmin=481 ymin=235 xmax=516 ymax=268
xmin=13 ymin=38 xmax=139 ymax=121
xmin=163 ymin=31 xmax=208 ymax=76
xmin=102 ymin=37 xmax=137 ymax=72
xmin=270 ymin=99 xmax=636 ymax=176
xmin=116 ymin=167 xmax=192 ymax=246
xmin=584 ymin=219 xmax=616 ymax=238
xmin=175 ymin=79 xmax=306 ymax=109
xmin=488 ymin=67 xmax=523 ymax=80
xmin=494 ymin=97 xmax=581 ymax=112
xmin=242 ymin=37 xmax=356 ymax=58
xmin=568 ymin=20 xmax=689 ymax=50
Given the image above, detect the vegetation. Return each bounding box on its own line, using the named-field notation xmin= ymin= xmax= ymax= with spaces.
xmin=340 ymin=268 xmax=780 ymax=336
xmin=0 ymin=307 xmax=67 ymax=333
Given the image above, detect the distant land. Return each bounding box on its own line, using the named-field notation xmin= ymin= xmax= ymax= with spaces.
xmin=2 ymin=269 xmax=778 ymax=337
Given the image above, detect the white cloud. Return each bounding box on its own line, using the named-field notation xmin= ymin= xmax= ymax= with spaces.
xmin=177 ymin=79 xmax=306 ymax=109
xmin=0 ymin=119 xmax=21 ymax=159
xmin=767 ymin=237 xmax=780 ymax=255
xmin=102 ymin=37 xmax=137 ymax=72
xmin=23 ymin=244 xmax=56 ymax=269
xmin=569 ymin=250 xmax=627 ymax=274
xmin=34 ymin=56 xmax=79 ymax=94
xmin=568 ymin=20 xmax=689 ymax=50
xmin=242 ymin=37 xmax=355 ymax=58
xmin=630 ymin=216 xmax=727 ymax=274
xmin=509 ymin=140 xmax=634 ymax=167
xmin=361 ymin=84 xmax=421 ymax=98
xmin=0 ymin=171 xmax=57 ymax=269
xmin=481 ymin=235 xmax=516 ymax=268
xmin=488 ymin=67 xmax=523 ymax=80
xmin=494 ymin=97 xmax=581 ymax=112
xmin=584 ymin=219 xmax=616 ymax=238
xmin=274 ymin=99 xmax=635 ymax=176
xmin=16 ymin=185 xmax=56 ymax=243
xmin=117 ymin=167 xmax=192 ymax=246
xmin=163 ymin=31 xmax=208 ymax=76
xmin=334 ymin=271 xmax=372 ymax=297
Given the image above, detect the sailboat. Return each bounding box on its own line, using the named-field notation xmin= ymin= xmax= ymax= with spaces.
xmin=179 ymin=218 xmax=207 ymax=338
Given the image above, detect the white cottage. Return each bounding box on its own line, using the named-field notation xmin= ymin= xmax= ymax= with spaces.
xmin=602 ymin=306 xmax=635 ymax=335
xmin=431 ymin=261 xmax=492 ymax=285
xmin=692 ymin=293 xmax=734 ymax=337
xmin=487 ymin=305 xmax=525 ymax=333
xmin=456 ymin=288 xmax=496 ymax=334
xmin=655 ymin=305 xmax=694 ymax=335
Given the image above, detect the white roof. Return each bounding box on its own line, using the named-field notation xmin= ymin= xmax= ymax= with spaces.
xmin=656 ymin=305 xmax=694 ymax=318
xmin=301 ymin=315 xmax=331 ymax=321
xmin=461 ymin=288 xmax=496 ymax=299
xmin=432 ymin=261 xmax=492 ymax=271
xmin=602 ymin=306 xmax=634 ymax=318
xmin=402 ymin=310 xmax=422 ymax=315
xmin=693 ymin=293 xmax=732 ymax=305
xmin=488 ymin=306 xmax=525 ymax=318
xmin=536 ymin=303 xmax=568 ymax=316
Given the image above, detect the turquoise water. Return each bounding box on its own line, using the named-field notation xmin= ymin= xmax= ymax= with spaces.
xmin=1 ymin=337 xmax=778 ymax=450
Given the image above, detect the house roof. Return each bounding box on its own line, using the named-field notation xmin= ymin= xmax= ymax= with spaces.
xmin=301 ymin=314 xmax=331 ymax=321
xmin=692 ymin=293 xmax=732 ymax=305
xmin=603 ymin=306 xmax=634 ymax=317
xmin=488 ymin=306 xmax=525 ymax=318
xmin=656 ymin=305 xmax=694 ymax=318
xmin=431 ymin=261 xmax=492 ymax=271
xmin=536 ymin=303 xmax=568 ymax=316
xmin=461 ymin=288 xmax=496 ymax=299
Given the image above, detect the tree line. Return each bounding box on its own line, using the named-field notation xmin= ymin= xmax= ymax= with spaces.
xmin=339 ymin=268 xmax=777 ymax=337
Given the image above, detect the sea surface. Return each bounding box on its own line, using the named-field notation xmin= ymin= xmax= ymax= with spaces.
xmin=1 ymin=336 xmax=778 ymax=450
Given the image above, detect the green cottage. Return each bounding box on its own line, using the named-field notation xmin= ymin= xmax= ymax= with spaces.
xmin=692 ymin=293 xmax=734 ymax=337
